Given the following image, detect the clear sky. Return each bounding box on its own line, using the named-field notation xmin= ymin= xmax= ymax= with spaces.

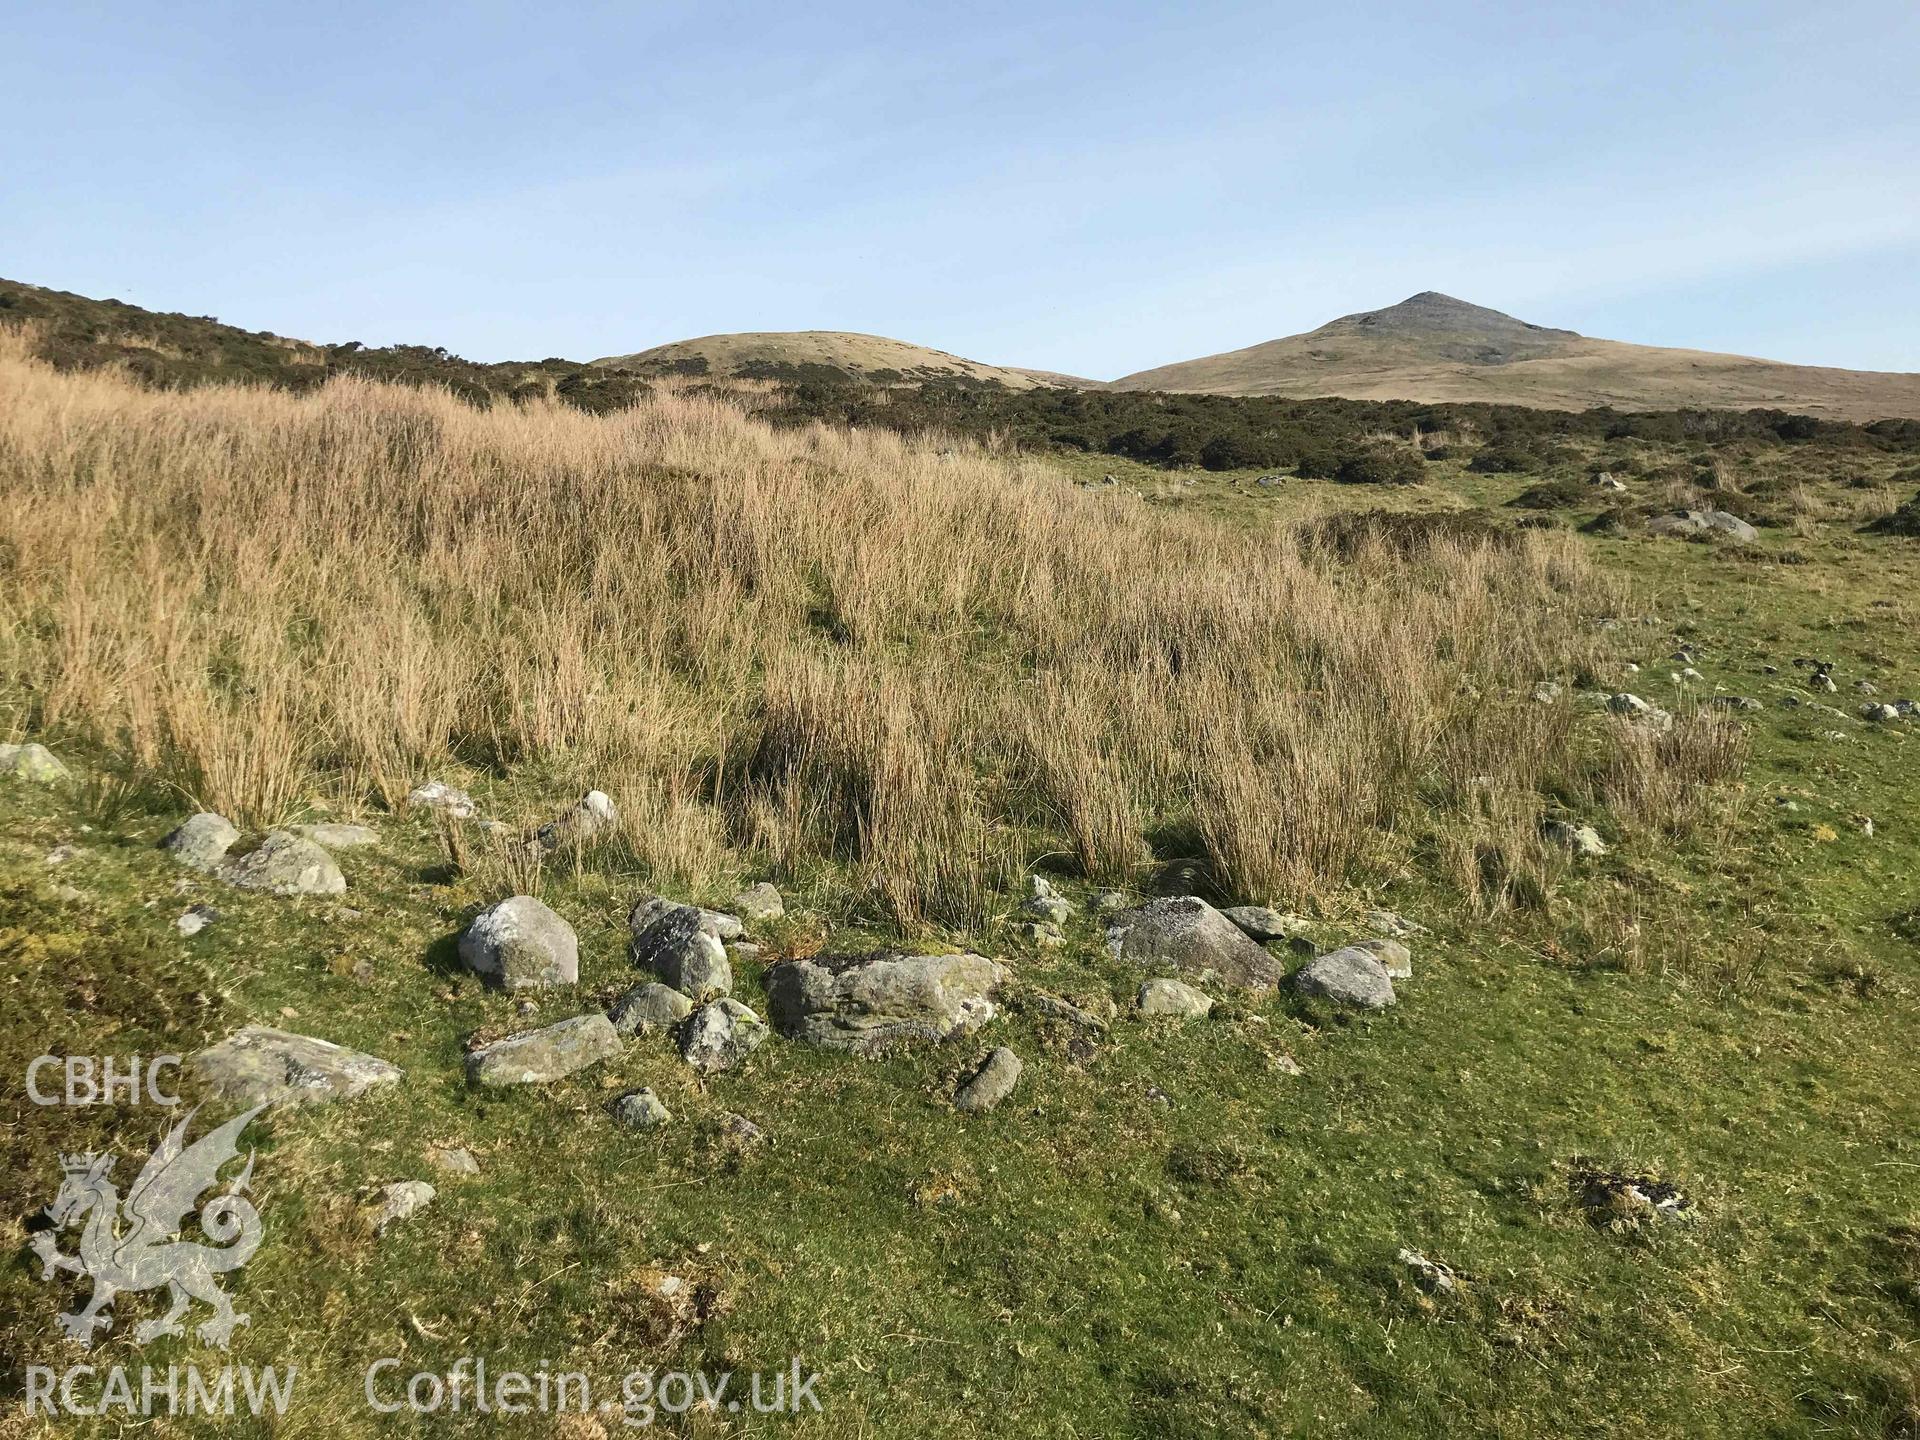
xmin=5 ymin=0 xmax=1917 ymax=378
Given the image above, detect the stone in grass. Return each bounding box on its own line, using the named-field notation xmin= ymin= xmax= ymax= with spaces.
xmin=632 ymin=904 xmax=732 ymax=1002
xmin=466 ymin=1014 xmax=622 ymax=1088
xmin=608 ymin=1087 xmax=673 ymax=1130
xmin=1292 ymin=947 xmax=1397 ymax=1010
xmin=291 ymin=822 xmax=379 ymax=848
xmin=407 ymin=781 xmax=477 ymax=819
xmin=219 ymin=830 xmax=346 ymax=897
xmin=1365 ymin=909 xmax=1426 ymax=937
xmin=678 ymin=999 xmax=768 ymax=1076
xmin=1106 ymin=897 xmax=1284 ymax=991
xmin=426 ymin=1145 xmax=481 ymax=1177
xmin=175 ymin=904 xmax=220 ymax=938
xmin=1353 ymin=936 xmax=1412 ymax=980
xmin=191 ymin=1026 xmax=404 ymax=1107
xmin=608 ymin=981 xmax=695 ymax=1036
xmin=629 ymin=896 xmax=743 ymax=947
xmin=459 ymin=895 xmax=578 ymax=990
xmin=954 ymin=1047 xmax=1023 ymax=1114
xmin=533 ymin=791 xmax=619 ymax=851
xmin=372 ymin=1181 xmax=435 ymax=1237
xmin=732 ymin=882 xmax=785 ymax=923
xmin=162 ymin=813 xmax=241 ymax=873
xmin=764 ymin=951 xmax=1008 ymax=1056
xmin=0 ymin=743 xmax=70 ymax=783
xmin=1137 ymin=978 xmax=1214 ymax=1019
xmin=1397 ymin=1247 xmax=1457 ymax=1295
xmin=1221 ymin=906 xmax=1314 ymax=946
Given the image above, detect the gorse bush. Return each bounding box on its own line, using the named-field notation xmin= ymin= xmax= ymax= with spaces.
xmin=0 ymin=331 xmax=1726 ymax=930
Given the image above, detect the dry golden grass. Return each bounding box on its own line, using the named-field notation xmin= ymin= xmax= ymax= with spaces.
xmin=0 ymin=333 xmax=1686 ymax=926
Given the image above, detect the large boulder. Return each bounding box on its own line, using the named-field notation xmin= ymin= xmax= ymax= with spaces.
xmin=678 ymin=999 xmax=768 ymax=1075
xmin=163 ymin=813 xmax=241 ymax=873
xmin=459 ymin=896 xmax=578 ymax=990
xmin=219 ymin=830 xmax=346 ymax=896
xmin=1292 ymin=947 xmax=1397 ymax=1009
xmin=630 ymin=904 xmax=731 ymax=1001
xmin=764 ymin=951 xmax=1008 ymax=1056
xmin=628 ymin=896 xmax=743 ymax=945
xmin=191 ymin=1026 xmax=403 ymax=1107
xmin=954 ymin=1047 xmax=1023 ymax=1114
xmin=1647 ymin=509 xmax=1758 ymax=542
xmin=1105 ymin=897 xmax=1284 ymax=990
xmin=0 ymin=743 xmax=70 ymax=783
xmin=466 ymin=1014 xmax=622 ymax=1087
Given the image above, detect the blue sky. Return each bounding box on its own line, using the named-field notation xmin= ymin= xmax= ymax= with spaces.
xmin=4 ymin=0 xmax=1917 ymax=377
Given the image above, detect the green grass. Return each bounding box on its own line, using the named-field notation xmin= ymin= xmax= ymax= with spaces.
xmin=4 ymin=451 xmax=1920 ymax=1437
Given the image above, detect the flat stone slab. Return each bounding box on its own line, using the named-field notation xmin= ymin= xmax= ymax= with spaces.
xmin=466 ymin=1014 xmax=622 ymax=1087
xmin=1106 ymin=897 xmax=1284 ymax=990
xmin=1293 ymin=947 xmax=1397 ymax=1009
xmin=191 ymin=1025 xmax=404 ymax=1107
xmin=764 ymin=950 xmax=1008 ymax=1056
xmin=1137 ymin=978 xmax=1214 ymax=1018
xmin=608 ymin=981 xmax=695 ymax=1036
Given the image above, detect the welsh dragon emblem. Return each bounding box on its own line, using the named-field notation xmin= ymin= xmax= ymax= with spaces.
xmin=30 ymin=1104 xmax=267 ymax=1348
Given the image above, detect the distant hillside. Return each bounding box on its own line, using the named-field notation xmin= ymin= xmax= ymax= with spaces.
xmin=592 ymin=330 xmax=1089 ymax=389
xmin=1111 ymin=292 xmax=1920 ymax=421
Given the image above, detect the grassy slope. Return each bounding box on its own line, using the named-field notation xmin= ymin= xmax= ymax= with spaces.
xmin=590 ymin=330 xmax=1089 ymax=390
xmin=4 ymin=455 xmax=1920 ymax=1438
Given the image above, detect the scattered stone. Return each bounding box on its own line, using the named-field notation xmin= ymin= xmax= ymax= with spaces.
xmin=1709 ymin=695 xmax=1762 ymax=711
xmin=728 ymin=940 xmax=764 ymax=963
xmin=1530 ymin=680 xmax=1564 ymax=703
xmin=175 ymin=904 xmax=220 ymax=938
xmin=1862 ymin=702 xmax=1901 ymax=723
xmin=607 ymin=981 xmax=696 ymax=1036
xmin=0 ymin=742 xmax=70 ymax=783
xmin=1274 ymin=1054 xmax=1304 ymax=1077
xmin=466 ymin=1014 xmax=622 ymax=1087
xmin=1092 ymin=890 xmax=1131 ymax=914
xmin=1646 ymin=508 xmax=1758 ymax=542
xmin=1025 ymin=894 xmax=1074 ymax=925
xmin=608 ymin=1087 xmax=673 ymax=1129
xmin=1136 ymin=978 xmax=1214 ymax=1018
xmin=192 ymin=1026 xmax=403 ymax=1107
xmin=291 ymin=822 xmax=379 ymax=848
xmin=372 ymin=1180 xmax=435 ymax=1237
xmin=533 ymin=790 xmax=619 ymax=851
xmin=459 ymin=895 xmax=579 ymax=990
xmin=1365 ymin=909 xmax=1426 ymax=937
xmin=764 ymin=950 xmax=1008 ymax=1055
xmin=1542 ymin=818 xmax=1609 ymax=858
xmin=162 ymin=813 xmax=241 ymax=873
xmin=219 ymin=830 xmax=347 ymax=897
xmin=1591 ymin=474 xmax=1627 ymax=492
xmin=678 ymin=998 xmax=768 ymax=1075
xmin=1569 ymin=1165 xmax=1693 ymax=1226
xmin=1810 ymin=672 xmax=1838 ymax=694
xmin=407 ymin=781 xmax=477 ymax=819
xmin=1106 ymin=897 xmax=1284 ymax=990
xmin=632 ymin=904 xmax=732 ymax=1001
xmin=1606 ymin=693 xmax=1673 ymax=729
xmin=1144 ymin=1084 xmax=1173 ymax=1106
xmin=954 ymin=1047 xmax=1023 ymax=1114
xmin=1353 ymin=936 xmax=1412 ymax=980
xmin=1292 ymin=947 xmax=1397 ymax=1009
xmin=732 ymin=881 xmax=785 ymax=923
xmin=426 ymin=1145 xmax=481 ymax=1177
xmin=628 ymin=896 xmax=742 ymax=944
xmin=1024 ymin=992 xmax=1113 ymax=1030
xmin=720 ymin=1113 xmax=768 ymax=1147
xmin=1022 ymin=921 xmax=1065 ymax=948
xmin=1221 ymin=906 xmax=1313 ymax=944
xmin=1397 ymin=1247 xmax=1457 ymax=1295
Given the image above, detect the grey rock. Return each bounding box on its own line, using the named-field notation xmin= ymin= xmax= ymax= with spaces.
xmin=628 ymin=896 xmax=742 ymax=945
xmin=219 ymin=830 xmax=347 ymax=897
xmin=407 ymin=781 xmax=477 ymax=819
xmin=1542 ymin=818 xmax=1609 ymax=858
xmin=1605 ymin=693 xmax=1673 ymax=731
xmin=162 ymin=813 xmax=240 ymax=873
xmin=1397 ymin=1247 xmax=1457 ymax=1295
xmin=1709 ymin=695 xmax=1762 ymax=712
xmin=1106 ymin=897 xmax=1284 ymax=990
xmin=0 ymin=742 xmax=70 ymax=783
xmin=1292 ymin=947 xmax=1397 ymax=1009
xmin=372 ymin=1180 xmax=435 ymax=1237
xmin=1646 ymin=508 xmax=1758 ymax=542
xmin=720 ymin=1113 xmax=768 ymax=1147
xmin=1025 ymin=894 xmax=1074 ymax=925
xmin=466 ymin=1014 xmax=622 ymax=1087
xmin=608 ymin=981 xmax=696 ymax=1036
xmin=1221 ymin=906 xmax=1313 ymax=943
xmin=764 ymin=950 xmax=1008 ymax=1056
xmin=1530 ymin=681 xmax=1564 ymax=703
xmin=1022 ymin=921 xmax=1065 ymax=948
xmin=1862 ymin=702 xmax=1901 ymax=723
xmin=291 ymin=822 xmax=379 ymax=848
xmin=1092 ymin=890 xmax=1131 ymax=914
xmin=1354 ymin=936 xmax=1413 ymax=980
xmin=954 ymin=1047 xmax=1023 ymax=1114
xmin=632 ymin=904 xmax=732 ymax=1001
xmin=1365 ymin=908 xmax=1426 ymax=937
xmin=191 ymin=1026 xmax=403 ymax=1107
xmin=732 ymin=881 xmax=785 ymax=923
xmin=1137 ymin=978 xmax=1214 ymax=1018
xmin=427 ymin=1145 xmax=481 ymax=1177
xmin=678 ymin=998 xmax=768 ymax=1075
xmin=608 ymin=1087 xmax=673 ymax=1129
xmin=459 ymin=896 xmax=579 ymax=990
xmin=1025 ymin=992 xmax=1113 ymax=1030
